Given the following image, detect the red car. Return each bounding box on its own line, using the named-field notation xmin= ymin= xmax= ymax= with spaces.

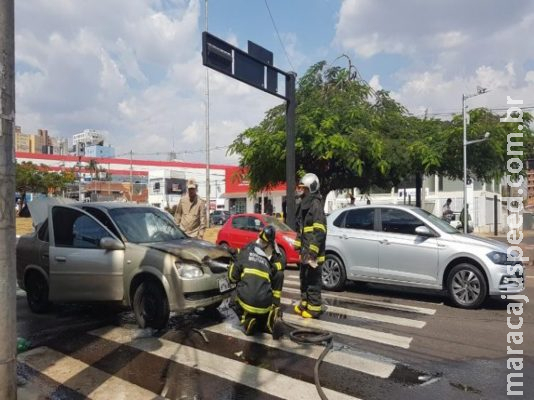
xmin=216 ymin=213 xmax=300 ymax=264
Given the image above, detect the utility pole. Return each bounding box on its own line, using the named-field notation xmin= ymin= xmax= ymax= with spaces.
xmin=204 ymin=0 xmax=211 ymax=227
xmin=129 ymin=150 xmax=133 ymax=201
xmin=0 ymin=0 xmax=17 ymax=398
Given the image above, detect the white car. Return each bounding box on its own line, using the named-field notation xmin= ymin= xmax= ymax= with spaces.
xmin=324 ymin=205 xmax=524 ymax=308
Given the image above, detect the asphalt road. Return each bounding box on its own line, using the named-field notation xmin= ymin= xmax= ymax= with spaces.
xmin=16 ymin=268 xmax=533 ymax=400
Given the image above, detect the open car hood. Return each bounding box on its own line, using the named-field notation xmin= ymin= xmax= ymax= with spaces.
xmin=28 ymin=197 xmax=77 ymax=228
xmin=146 ymin=239 xmax=231 ymax=265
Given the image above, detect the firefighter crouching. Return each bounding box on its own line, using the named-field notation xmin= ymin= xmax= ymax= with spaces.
xmin=228 ymin=225 xmax=285 ymax=338
xmin=293 ymin=173 xmax=327 ymax=319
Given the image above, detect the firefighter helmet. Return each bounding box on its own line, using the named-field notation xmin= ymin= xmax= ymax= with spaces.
xmin=259 ymin=225 xmax=276 ymax=245
xmin=299 ymin=173 xmax=320 ymax=193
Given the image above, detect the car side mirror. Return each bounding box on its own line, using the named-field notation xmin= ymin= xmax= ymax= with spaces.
xmin=415 ymin=226 xmax=434 ymax=237
xmin=100 ymin=237 xmax=125 ymax=250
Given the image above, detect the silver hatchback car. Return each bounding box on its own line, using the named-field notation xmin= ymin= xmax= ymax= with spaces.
xmin=324 ymin=205 xmax=524 ymax=308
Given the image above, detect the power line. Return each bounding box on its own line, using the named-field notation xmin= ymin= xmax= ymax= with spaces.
xmin=264 ymin=0 xmax=295 ymax=71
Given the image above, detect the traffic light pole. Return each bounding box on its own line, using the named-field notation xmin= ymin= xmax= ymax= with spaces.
xmin=285 ymin=72 xmax=296 ymax=230
xmin=0 ymin=0 xmax=17 ymax=398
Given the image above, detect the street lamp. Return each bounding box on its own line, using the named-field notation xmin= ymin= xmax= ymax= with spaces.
xmin=462 ymin=87 xmax=490 ymax=233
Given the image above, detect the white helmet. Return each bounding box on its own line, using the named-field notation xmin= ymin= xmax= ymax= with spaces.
xmin=299 ymin=173 xmax=320 ymax=193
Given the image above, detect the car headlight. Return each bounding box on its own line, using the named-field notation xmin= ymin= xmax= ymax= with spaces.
xmin=487 ymin=251 xmax=520 ymax=266
xmin=176 ymin=262 xmax=204 ymax=278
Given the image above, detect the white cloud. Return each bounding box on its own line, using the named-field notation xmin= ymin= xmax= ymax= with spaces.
xmin=335 ymin=0 xmax=534 ymax=114
xmin=14 ymin=0 xmax=281 ymax=164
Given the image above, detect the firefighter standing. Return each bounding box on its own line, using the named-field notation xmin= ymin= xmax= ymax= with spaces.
xmin=228 ymin=225 xmax=285 ymax=338
xmin=293 ymin=173 xmax=327 ymax=318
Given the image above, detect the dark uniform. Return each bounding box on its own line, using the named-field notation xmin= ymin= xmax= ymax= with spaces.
xmin=228 ymin=241 xmax=285 ymax=335
xmin=294 ymin=192 xmax=327 ymax=318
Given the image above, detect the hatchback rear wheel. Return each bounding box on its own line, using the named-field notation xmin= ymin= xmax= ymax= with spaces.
xmin=322 ymin=254 xmax=347 ymax=291
xmin=447 ymin=263 xmax=487 ymax=309
xmin=25 ymin=271 xmax=50 ymax=313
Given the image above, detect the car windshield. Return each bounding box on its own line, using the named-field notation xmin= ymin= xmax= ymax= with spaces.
xmin=109 ymin=207 xmax=187 ymax=243
xmin=264 ymin=216 xmax=292 ymax=232
xmin=411 ymin=208 xmax=460 ymax=234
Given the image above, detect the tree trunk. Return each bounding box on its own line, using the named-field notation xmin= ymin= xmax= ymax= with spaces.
xmin=415 ymin=173 xmax=422 ymax=208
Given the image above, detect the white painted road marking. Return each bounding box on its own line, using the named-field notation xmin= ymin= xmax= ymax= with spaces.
xmin=280 ymin=297 xmax=426 ymax=328
xmin=205 ymin=321 xmax=396 ymax=379
xmin=283 ymin=285 xmax=437 ymax=315
xmin=90 ymin=326 xmax=359 ymax=400
xmin=282 ymin=313 xmax=413 ymax=349
xmin=18 ymin=346 xmax=163 ymax=400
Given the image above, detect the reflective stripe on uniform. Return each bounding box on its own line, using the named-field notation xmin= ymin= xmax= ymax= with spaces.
xmin=272 ymin=290 xmax=281 ymax=299
xmin=303 ymin=226 xmax=314 ymax=233
xmin=309 ymin=244 xmax=319 ymax=254
xmin=313 ymin=223 xmax=326 ymax=232
xmin=228 ymin=262 xmax=236 ymax=282
xmin=317 ymin=256 xmax=325 ymax=262
xmin=275 ymin=262 xmax=283 ymax=271
xmin=307 ymin=303 xmax=322 ymax=312
xmin=237 ymin=297 xmax=272 ymax=314
xmin=241 ymin=268 xmax=271 ymax=281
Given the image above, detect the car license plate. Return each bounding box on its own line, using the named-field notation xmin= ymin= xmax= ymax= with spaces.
xmin=218 ymin=277 xmax=233 ymax=293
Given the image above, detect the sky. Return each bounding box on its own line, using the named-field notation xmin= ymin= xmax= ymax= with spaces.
xmin=14 ymin=0 xmax=534 ymax=164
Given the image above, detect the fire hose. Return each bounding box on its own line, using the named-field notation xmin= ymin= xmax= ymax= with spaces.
xmin=281 ymin=316 xmax=334 ymax=400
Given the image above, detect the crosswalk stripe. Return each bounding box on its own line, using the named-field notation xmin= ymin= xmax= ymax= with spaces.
xmin=283 ymin=286 xmax=436 ymax=315
xmin=204 ymin=321 xmax=396 ymax=379
xmin=280 ymin=297 xmax=425 ymax=328
xmin=90 ymin=326 xmax=359 ymax=400
xmin=18 ymin=346 xmax=163 ymax=400
xmin=283 ymin=313 xmax=412 ymax=349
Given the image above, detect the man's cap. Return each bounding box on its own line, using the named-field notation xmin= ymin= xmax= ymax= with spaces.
xmin=187 ymin=179 xmax=197 ymax=189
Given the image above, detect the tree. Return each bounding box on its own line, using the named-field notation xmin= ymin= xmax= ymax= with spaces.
xmin=16 ymin=161 xmax=75 ymax=199
xmin=228 ymin=61 xmax=405 ymax=197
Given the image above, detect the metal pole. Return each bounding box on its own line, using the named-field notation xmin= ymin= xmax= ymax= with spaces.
xmin=0 ymin=0 xmax=17 ymax=397
xmin=494 ymin=194 xmax=498 ymax=236
xmin=285 ymin=72 xmax=297 ymax=230
xmin=204 ymin=0 xmax=211 ymax=228
xmin=463 ymin=94 xmax=468 ymax=234
xmin=129 ymin=150 xmax=133 ymax=202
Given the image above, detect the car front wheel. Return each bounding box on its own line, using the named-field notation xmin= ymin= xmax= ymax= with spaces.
xmin=133 ymin=280 xmax=170 ymax=330
xmin=25 ymin=271 xmax=51 ymax=313
xmin=447 ymin=263 xmax=487 ymax=309
xmin=322 ymin=254 xmax=347 ymax=291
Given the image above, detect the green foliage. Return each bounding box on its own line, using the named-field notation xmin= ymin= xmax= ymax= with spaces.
xmin=228 ymin=59 xmax=534 ymax=195
xmin=16 ymin=161 xmax=75 ymax=196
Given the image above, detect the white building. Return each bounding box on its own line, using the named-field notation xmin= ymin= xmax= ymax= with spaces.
xmin=72 ymin=129 xmax=106 ymax=156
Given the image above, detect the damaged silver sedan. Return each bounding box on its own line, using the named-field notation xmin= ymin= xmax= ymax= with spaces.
xmin=16 ymin=200 xmax=234 ymax=329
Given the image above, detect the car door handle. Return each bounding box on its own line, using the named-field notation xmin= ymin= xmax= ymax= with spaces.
xmin=55 ymin=256 xmax=66 ymax=262
xmin=41 ymin=254 xmax=49 ymax=259
xmin=342 ymin=234 xmax=348 ymax=240
xmin=379 ymin=239 xmax=390 ymax=245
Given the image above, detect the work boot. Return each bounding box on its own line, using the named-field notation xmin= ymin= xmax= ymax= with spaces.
xmin=302 ymin=303 xmax=323 ymax=319
xmin=294 ymin=300 xmax=307 ymax=315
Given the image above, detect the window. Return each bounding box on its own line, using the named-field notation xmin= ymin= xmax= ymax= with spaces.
xmin=53 ymin=207 xmax=110 ymax=248
xmin=333 ymin=212 xmax=346 ymax=228
xmin=232 ymin=216 xmax=248 ymax=230
xmin=249 ymin=217 xmax=264 ymax=232
xmin=82 ymin=207 xmax=121 ymax=238
xmin=344 ymin=209 xmax=375 ymax=231
xmin=109 ymin=207 xmax=186 ymax=243
xmin=37 ymin=220 xmax=49 ymax=242
xmin=380 ymin=208 xmax=424 ymax=235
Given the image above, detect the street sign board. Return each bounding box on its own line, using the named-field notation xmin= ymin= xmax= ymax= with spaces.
xmin=202 ymin=31 xmax=285 ymax=100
